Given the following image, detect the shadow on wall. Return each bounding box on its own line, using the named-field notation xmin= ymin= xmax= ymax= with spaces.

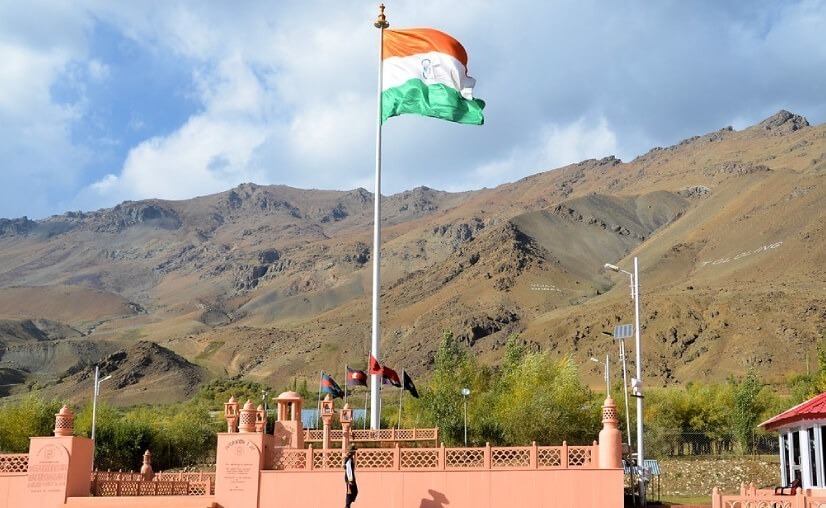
xmin=420 ymin=489 xmax=449 ymax=508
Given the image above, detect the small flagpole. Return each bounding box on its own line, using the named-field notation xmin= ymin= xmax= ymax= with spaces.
xmin=398 ymin=369 xmax=405 ymax=430
xmin=316 ymin=371 xmax=324 ymax=429
xmin=363 ymin=391 xmax=369 ymax=429
xmin=370 ymin=3 xmax=389 ymax=431
xmin=344 ymin=364 xmax=348 ymax=405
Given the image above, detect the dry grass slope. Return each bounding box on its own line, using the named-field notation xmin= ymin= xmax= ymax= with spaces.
xmin=0 ymin=110 xmax=823 ymax=406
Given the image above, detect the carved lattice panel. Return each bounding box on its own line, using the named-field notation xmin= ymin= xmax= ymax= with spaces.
xmin=139 ymin=482 xmax=157 ymax=495
xmin=357 ymin=449 xmax=394 ymax=469
xmin=350 ymin=430 xmax=369 ymax=440
xmin=397 ymin=429 xmax=414 ymax=440
xmin=0 ymin=454 xmax=28 ymax=473
xmin=96 ymin=481 xmax=119 ymax=496
xmin=271 ymin=450 xmax=308 ymax=470
xmin=159 ymin=482 xmax=187 ymax=496
xmin=312 ymin=451 xmax=344 ymax=470
xmin=168 ymin=472 xmax=214 ymax=493
xmin=537 ymin=447 xmax=562 ymax=467
xmin=491 ymin=448 xmax=530 ymax=468
xmin=400 ymin=449 xmax=439 ymax=469
xmin=726 ymin=501 xmax=790 ymax=508
xmin=567 ymin=446 xmax=592 ymax=466
xmin=416 ymin=429 xmax=437 ymax=439
xmin=445 ymin=448 xmax=484 ymax=468
xmin=351 ymin=429 xmax=393 ymax=442
xmin=189 ymin=481 xmax=210 ymax=496
xmin=119 ymin=481 xmax=139 ymax=496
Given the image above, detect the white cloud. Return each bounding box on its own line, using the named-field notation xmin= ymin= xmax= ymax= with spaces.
xmin=470 ymin=116 xmax=619 ymax=188
xmin=539 ymin=118 xmax=619 ymax=169
xmin=0 ymin=5 xmax=90 ymax=218
xmin=88 ymin=114 xmax=268 ymax=205
xmin=3 ymin=1 xmax=826 ymax=219
xmin=87 ymin=59 xmax=110 ymax=81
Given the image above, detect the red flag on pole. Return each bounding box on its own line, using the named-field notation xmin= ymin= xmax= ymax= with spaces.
xmin=382 ymin=366 xmax=402 ymax=387
xmin=369 ymin=354 xmax=383 ymax=375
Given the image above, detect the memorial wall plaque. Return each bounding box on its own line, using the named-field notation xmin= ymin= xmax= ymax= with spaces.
xmin=27 ymin=443 xmax=70 ymax=503
xmin=216 ymin=437 xmax=262 ymax=508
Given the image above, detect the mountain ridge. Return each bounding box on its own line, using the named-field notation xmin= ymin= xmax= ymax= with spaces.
xmin=0 ymin=109 xmax=823 ymax=406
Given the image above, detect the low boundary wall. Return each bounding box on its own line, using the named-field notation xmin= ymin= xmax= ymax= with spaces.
xmin=0 ymin=397 xmax=626 ymax=508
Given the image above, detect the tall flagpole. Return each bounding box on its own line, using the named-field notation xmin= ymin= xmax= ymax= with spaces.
xmin=398 ymin=369 xmax=405 ymax=430
xmin=370 ymin=3 xmax=389 ymax=431
xmin=316 ymin=371 xmax=324 ymax=429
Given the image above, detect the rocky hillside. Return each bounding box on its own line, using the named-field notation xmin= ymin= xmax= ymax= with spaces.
xmin=0 ymin=110 xmax=823 ymax=406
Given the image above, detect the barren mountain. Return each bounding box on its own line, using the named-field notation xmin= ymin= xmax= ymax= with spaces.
xmin=0 ymin=110 xmax=823 ymax=406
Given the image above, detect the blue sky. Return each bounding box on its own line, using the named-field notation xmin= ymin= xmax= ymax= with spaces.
xmin=2 ymin=0 xmax=825 ymax=220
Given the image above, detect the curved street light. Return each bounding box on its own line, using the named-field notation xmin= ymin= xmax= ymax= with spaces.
xmin=91 ymin=365 xmax=112 ymax=442
xmin=604 ymin=256 xmax=645 ymax=504
xmin=590 ymin=356 xmax=610 ymax=398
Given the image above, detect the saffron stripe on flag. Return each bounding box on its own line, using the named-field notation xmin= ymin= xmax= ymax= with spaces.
xmin=383 ymin=28 xmax=469 ymax=65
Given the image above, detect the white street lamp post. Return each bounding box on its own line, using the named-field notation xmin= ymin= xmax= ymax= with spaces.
xmin=91 ymin=365 xmax=112 ymax=442
xmin=590 ymin=356 xmax=610 ymax=398
xmin=605 ymin=257 xmax=645 ymax=505
xmin=461 ymin=388 xmax=470 ymax=447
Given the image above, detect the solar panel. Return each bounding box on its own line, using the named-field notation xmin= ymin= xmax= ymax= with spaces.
xmin=643 ymin=459 xmax=661 ymax=475
xmin=614 ymin=324 xmax=634 ymax=339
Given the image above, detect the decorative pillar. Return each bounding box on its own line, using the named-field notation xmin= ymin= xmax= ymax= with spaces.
xmin=255 ymin=404 xmax=267 ymax=433
xmin=272 ymin=391 xmax=304 ymax=448
xmin=239 ymin=400 xmax=256 ymax=433
xmin=54 ymin=405 xmax=74 ymax=436
xmin=140 ymin=450 xmax=154 ymax=481
xmin=340 ymin=403 xmax=353 ymax=452
xmin=321 ymin=395 xmax=335 ymax=450
xmin=224 ymin=396 xmax=239 ymax=433
xmin=598 ymin=396 xmax=622 ymax=469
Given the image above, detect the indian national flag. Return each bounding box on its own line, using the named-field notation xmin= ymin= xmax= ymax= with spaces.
xmin=382 ymin=28 xmax=485 ymax=125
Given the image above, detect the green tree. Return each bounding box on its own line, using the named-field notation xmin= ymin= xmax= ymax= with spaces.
xmin=193 ymin=378 xmax=276 ymax=409
xmin=149 ymin=403 xmax=220 ymax=470
xmin=645 ymin=382 xmax=731 ymax=456
xmin=0 ymin=393 xmax=62 ymax=452
xmin=492 ymin=353 xmax=597 ymax=445
xmin=90 ymin=403 xmax=155 ymax=471
xmin=413 ymin=330 xmax=475 ymax=445
xmin=502 ymin=334 xmax=527 ymax=375
xmin=730 ymin=369 xmax=766 ymax=454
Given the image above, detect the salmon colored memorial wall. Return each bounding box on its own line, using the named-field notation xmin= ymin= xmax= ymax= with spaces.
xmin=0 ymin=394 xmax=624 ymax=508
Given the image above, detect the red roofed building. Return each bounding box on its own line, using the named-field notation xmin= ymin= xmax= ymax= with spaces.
xmin=759 ymin=391 xmax=826 ymax=490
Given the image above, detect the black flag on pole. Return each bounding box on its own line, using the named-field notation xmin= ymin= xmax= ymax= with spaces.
xmin=403 ymin=371 xmax=419 ymax=398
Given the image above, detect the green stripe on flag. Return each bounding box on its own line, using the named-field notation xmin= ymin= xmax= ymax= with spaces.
xmin=382 ymin=79 xmax=485 ymax=125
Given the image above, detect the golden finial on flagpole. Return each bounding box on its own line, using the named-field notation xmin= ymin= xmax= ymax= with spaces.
xmin=374 ymin=4 xmax=389 ymax=29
